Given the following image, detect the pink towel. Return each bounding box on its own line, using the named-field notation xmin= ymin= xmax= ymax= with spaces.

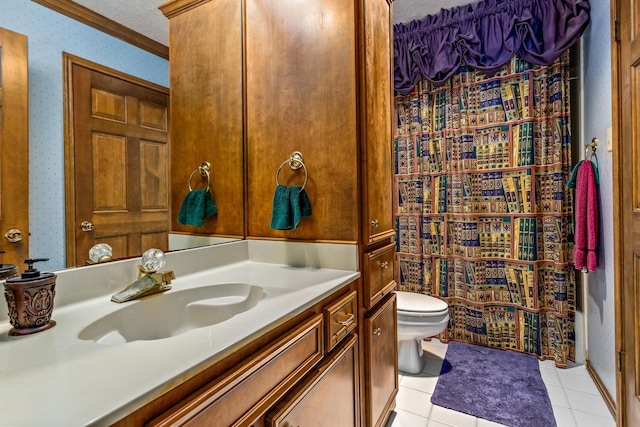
xmin=573 ymin=160 xmax=598 ymax=272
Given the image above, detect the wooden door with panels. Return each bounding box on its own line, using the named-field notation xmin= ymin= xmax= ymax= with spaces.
xmin=0 ymin=28 xmax=29 ymax=271
xmin=64 ymin=54 xmax=169 ymax=267
xmin=615 ymin=0 xmax=640 ymax=424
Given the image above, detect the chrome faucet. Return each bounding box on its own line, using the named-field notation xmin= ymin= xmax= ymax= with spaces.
xmin=111 ymin=249 xmax=175 ymax=303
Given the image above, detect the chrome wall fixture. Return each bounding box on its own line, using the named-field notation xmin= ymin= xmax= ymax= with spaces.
xmin=586 ymin=137 xmax=598 ymax=164
xmin=275 ymin=151 xmax=308 ymax=191
xmin=188 ymin=161 xmax=211 ymax=191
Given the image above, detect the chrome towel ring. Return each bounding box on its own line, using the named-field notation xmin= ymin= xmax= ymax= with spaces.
xmin=188 ymin=161 xmax=211 ymax=191
xmin=275 ymin=151 xmax=308 ymax=191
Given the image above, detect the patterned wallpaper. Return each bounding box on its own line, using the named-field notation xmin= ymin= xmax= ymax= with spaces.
xmin=0 ymin=0 xmax=168 ymax=272
xmin=581 ymin=0 xmax=616 ymax=399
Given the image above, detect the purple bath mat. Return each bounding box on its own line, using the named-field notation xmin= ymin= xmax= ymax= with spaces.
xmin=430 ymin=341 xmax=556 ymax=427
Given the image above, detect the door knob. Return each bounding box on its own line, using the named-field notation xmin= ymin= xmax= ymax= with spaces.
xmin=81 ymin=221 xmax=95 ymax=232
xmin=4 ymin=229 xmax=22 ymax=243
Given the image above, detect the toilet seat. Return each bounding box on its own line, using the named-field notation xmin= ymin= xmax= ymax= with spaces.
xmin=396 ymin=291 xmax=448 ymax=317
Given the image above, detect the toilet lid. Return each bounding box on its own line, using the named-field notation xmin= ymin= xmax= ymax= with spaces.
xmin=396 ymin=291 xmax=448 ymax=313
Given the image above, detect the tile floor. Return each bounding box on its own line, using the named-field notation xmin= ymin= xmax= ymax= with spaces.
xmin=389 ymin=339 xmax=616 ymax=427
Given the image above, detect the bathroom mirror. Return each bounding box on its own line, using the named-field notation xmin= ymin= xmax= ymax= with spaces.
xmin=62 ymin=53 xmax=243 ymax=268
xmin=2 ymin=2 xmax=247 ymax=272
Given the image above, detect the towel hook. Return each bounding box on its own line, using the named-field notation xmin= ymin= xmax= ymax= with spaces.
xmin=275 ymin=151 xmax=308 ymax=191
xmin=586 ymin=138 xmax=598 ymax=166
xmin=188 ymin=161 xmax=211 ymax=191
xmin=586 ymin=138 xmax=597 ymax=159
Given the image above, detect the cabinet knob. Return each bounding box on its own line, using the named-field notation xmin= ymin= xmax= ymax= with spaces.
xmin=371 ymin=219 xmax=379 ymax=228
xmin=81 ymin=221 xmax=95 ymax=232
xmin=380 ymin=261 xmax=389 ymax=269
xmin=373 ymin=327 xmax=382 ymax=337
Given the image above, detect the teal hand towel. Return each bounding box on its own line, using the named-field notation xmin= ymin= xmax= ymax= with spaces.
xmin=178 ymin=189 xmax=217 ymax=227
xmin=290 ymin=185 xmax=311 ymax=228
xmin=270 ymin=185 xmax=312 ymax=230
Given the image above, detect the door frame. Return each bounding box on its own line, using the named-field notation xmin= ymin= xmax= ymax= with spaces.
xmin=0 ymin=28 xmax=29 ymax=270
xmin=62 ymin=53 xmax=170 ymax=267
xmin=611 ymin=0 xmax=627 ymax=424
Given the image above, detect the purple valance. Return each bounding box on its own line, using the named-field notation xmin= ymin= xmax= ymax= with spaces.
xmin=393 ymin=0 xmax=590 ymax=94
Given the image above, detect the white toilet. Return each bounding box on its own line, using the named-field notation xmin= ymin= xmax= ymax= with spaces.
xmin=396 ymin=291 xmax=450 ymax=374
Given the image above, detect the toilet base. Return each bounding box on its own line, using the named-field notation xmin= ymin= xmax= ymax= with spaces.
xmin=398 ymin=338 xmax=425 ymax=374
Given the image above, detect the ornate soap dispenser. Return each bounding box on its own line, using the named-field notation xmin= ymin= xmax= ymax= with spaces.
xmin=3 ymin=258 xmax=57 ymax=336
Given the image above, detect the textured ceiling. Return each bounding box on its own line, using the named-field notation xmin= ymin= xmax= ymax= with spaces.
xmin=73 ymin=0 xmax=476 ymax=48
xmin=73 ymin=0 xmax=169 ymax=45
xmin=393 ymin=0 xmax=476 ymax=24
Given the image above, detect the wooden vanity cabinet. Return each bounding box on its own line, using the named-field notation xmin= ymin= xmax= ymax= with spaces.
xmin=266 ymin=334 xmax=360 ymax=427
xmin=147 ymin=315 xmax=324 ymax=426
xmin=364 ymin=293 xmax=398 ymax=427
xmin=113 ymin=282 xmax=359 ymax=427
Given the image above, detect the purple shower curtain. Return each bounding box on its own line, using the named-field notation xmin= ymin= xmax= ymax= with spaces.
xmin=393 ymin=0 xmax=590 ymax=93
xmin=393 ymin=0 xmax=589 ymax=366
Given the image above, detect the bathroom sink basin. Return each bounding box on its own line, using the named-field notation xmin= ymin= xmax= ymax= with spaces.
xmin=78 ymin=283 xmax=266 ymax=345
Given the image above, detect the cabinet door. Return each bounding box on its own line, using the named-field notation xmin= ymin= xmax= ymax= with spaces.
xmin=364 ymin=293 xmax=397 ymax=427
xmin=246 ymin=0 xmax=359 ymax=241
xmin=267 ymin=334 xmax=360 ymax=427
xmin=361 ymin=0 xmax=394 ymax=245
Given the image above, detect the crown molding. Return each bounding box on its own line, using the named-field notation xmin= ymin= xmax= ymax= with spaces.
xmin=32 ymin=0 xmax=169 ymax=60
xmin=159 ymin=0 xmax=211 ymax=18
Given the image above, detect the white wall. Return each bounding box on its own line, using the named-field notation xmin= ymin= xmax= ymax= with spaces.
xmin=581 ymin=1 xmax=616 ymax=399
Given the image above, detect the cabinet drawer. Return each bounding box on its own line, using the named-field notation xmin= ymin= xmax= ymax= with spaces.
xmin=266 ymin=334 xmax=360 ymax=427
xmin=363 ymin=243 xmax=396 ymax=310
xmin=323 ymin=290 xmax=357 ymax=352
xmin=147 ymin=315 xmax=324 ymax=427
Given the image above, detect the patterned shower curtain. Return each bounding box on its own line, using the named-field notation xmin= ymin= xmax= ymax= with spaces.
xmin=394 ymin=51 xmax=576 ymax=366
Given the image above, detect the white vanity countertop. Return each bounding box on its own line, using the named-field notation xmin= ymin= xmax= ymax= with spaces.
xmin=0 ymin=241 xmax=360 ymax=426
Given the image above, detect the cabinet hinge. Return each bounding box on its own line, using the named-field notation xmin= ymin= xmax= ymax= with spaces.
xmin=617 ymin=350 xmax=624 ymax=372
xmin=614 ymin=18 xmax=621 ymax=43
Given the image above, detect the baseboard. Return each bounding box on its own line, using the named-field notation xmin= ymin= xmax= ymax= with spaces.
xmin=585 ymin=359 xmax=616 ymax=420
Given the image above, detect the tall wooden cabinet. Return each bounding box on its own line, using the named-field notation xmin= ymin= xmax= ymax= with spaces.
xmin=160 ymin=0 xmax=397 ymax=425
xmin=361 ymin=0 xmax=395 ymax=246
